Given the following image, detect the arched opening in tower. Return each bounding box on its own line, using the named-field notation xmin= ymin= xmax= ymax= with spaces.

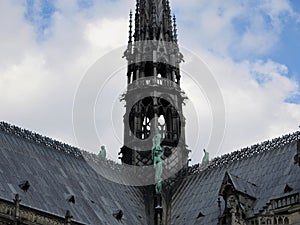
xmin=157 ymin=61 xmax=167 ymax=79
xmin=144 ymin=62 xmax=153 ymax=77
xmin=129 ymin=97 xmax=181 ymax=147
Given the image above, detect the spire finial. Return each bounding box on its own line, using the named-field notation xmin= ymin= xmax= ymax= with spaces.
xmin=128 ymin=10 xmax=133 ymax=43
xmin=134 ymin=0 xmax=141 ymax=42
xmin=173 ymin=15 xmax=178 ymax=43
xmin=164 ymin=0 xmax=173 ymax=41
xmin=151 ymin=0 xmax=157 ymax=39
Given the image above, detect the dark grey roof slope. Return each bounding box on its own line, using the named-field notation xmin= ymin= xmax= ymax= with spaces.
xmin=1 ymin=121 xmax=299 ymax=225
xmin=171 ymin=134 xmax=300 ymax=225
xmin=0 ymin=122 xmax=147 ymax=224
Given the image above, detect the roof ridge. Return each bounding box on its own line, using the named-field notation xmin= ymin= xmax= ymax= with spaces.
xmin=0 ymin=121 xmax=84 ymax=159
xmin=0 ymin=121 xmax=121 ymax=167
xmin=188 ymin=131 xmax=300 ymax=175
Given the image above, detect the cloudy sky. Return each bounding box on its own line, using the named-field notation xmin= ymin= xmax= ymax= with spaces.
xmin=1 ymin=0 xmax=300 ymax=164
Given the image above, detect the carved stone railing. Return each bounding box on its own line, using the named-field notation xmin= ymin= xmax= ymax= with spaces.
xmin=249 ymin=215 xmax=291 ymax=225
xmin=270 ymin=193 xmax=300 ymax=210
xmin=128 ymin=77 xmax=181 ymax=91
xmin=0 ymin=201 xmax=14 ymax=218
xmin=0 ymin=199 xmax=76 ymax=225
xmin=20 ymin=209 xmax=63 ymax=225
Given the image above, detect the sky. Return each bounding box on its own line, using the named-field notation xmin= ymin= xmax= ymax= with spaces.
xmin=0 ymin=0 xmax=300 ymax=164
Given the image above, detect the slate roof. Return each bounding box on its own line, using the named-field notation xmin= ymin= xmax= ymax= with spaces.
xmin=0 ymin=122 xmax=148 ymax=225
xmin=171 ymin=133 xmax=300 ymax=225
xmin=1 ymin=121 xmax=299 ymax=225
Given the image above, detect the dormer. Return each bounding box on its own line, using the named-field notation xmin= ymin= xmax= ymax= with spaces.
xmin=218 ymin=172 xmax=258 ymax=225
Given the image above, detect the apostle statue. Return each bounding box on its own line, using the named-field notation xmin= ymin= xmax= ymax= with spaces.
xmin=201 ymin=149 xmax=209 ymax=168
xmin=152 ymin=128 xmax=164 ymax=194
xmin=98 ymin=145 xmax=107 ymax=159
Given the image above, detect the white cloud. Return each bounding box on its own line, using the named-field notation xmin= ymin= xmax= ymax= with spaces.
xmin=85 ymin=18 xmax=128 ymax=49
xmin=259 ymin=0 xmax=295 ymax=30
xmin=194 ymin=50 xmax=300 ymax=158
xmin=0 ymin=54 xmax=51 ymax=106
xmin=173 ymin=0 xmax=298 ymax=57
xmin=0 ymin=1 xmax=35 ymax=68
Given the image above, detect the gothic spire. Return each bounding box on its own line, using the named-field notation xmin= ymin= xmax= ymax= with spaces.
xmin=132 ymin=0 xmax=175 ymax=42
xmin=125 ymin=0 xmax=183 ymax=76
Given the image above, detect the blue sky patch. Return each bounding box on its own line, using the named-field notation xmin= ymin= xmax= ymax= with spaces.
xmin=77 ymin=0 xmax=94 ymax=9
xmin=24 ymin=0 xmax=56 ymax=41
xmin=285 ymin=93 xmax=300 ymax=104
xmin=232 ymin=16 xmax=250 ymax=36
xmin=269 ymin=13 xmax=300 ymax=98
xmin=230 ymin=2 xmax=300 ymax=103
xmin=252 ymin=73 xmax=272 ymax=87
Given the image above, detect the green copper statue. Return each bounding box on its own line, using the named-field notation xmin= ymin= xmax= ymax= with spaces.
xmin=201 ymin=149 xmax=209 ymax=167
xmin=98 ymin=145 xmax=107 ymax=159
xmin=152 ymin=128 xmax=164 ymax=194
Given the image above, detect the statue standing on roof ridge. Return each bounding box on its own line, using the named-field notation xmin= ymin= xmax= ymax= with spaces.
xmin=201 ymin=149 xmax=209 ymax=169
xmin=98 ymin=145 xmax=107 ymax=159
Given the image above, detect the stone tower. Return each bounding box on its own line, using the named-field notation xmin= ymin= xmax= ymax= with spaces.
xmin=120 ymin=0 xmax=189 ymax=181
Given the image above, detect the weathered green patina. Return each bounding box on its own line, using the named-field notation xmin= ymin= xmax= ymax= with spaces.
xmin=202 ymin=149 xmax=209 ymax=163
xmin=98 ymin=145 xmax=107 ymax=159
xmin=152 ymin=128 xmax=164 ymax=194
xmin=201 ymin=149 xmax=209 ymax=168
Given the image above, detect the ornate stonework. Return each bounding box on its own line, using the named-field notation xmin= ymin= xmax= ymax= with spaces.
xmin=0 ymin=196 xmax=77 ymax=225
